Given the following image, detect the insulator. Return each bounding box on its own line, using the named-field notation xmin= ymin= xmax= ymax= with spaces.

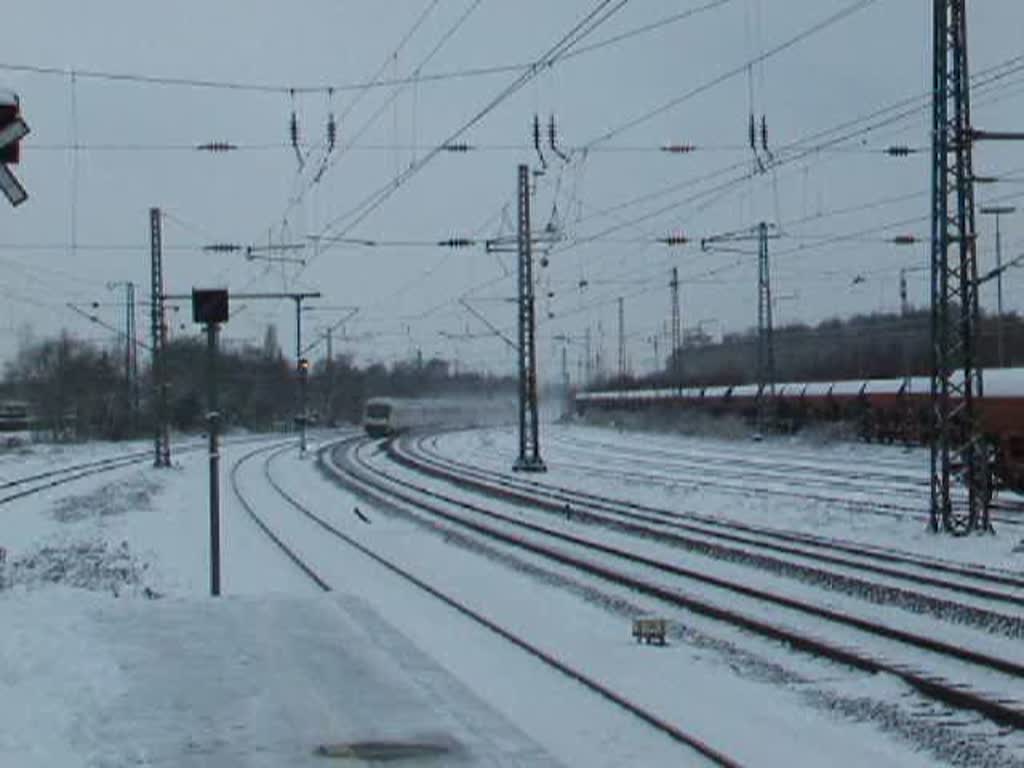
xmin=660 ymin=234 xmax=689 ymax=246
xmin=548 ymin=114 xmax=570 ymax=162
xmin=661 ymin=144 xmax=696 ymax=153
xmin=760 ymin=115 xmax=768 ymax=152
xmin=886 ymin=145 xmax=912 ymax=156
xmin=892 ymin=235 xmax=919 ymax=245
xmin=290 ymin=112 xmax=299 ymax=148
xmin=442 ymin=142 xmax=472 ymax=152
xmin=439 ymin=238 xmax=474 ymax=248
xmin=203 ymin=243 xmax=241 ymax=253
xmin=532 ymin=114 xmax=547 ymax=169
xmin=748 ymin=113 xmax=757 ymax=150
xmin=327 ymin=115 xmax=337 ymax=153
xmin=196 ymin=142 xmax=237 ymax=153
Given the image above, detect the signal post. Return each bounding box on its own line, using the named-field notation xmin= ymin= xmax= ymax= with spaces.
xmin=192 ymin=288 xmax=229 ymax=597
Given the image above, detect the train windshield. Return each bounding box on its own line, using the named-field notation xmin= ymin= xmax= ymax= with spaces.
xmin=366 ymin=402 xmax=391 ymax=419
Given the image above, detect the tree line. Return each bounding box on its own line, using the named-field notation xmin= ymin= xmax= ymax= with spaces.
xmin=0 ymin=326 xmax=515 ymax=441
xmin=603 ymin=309 xmax=1024 ymax=391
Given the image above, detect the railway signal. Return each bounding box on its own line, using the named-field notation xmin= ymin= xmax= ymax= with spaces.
xmin=0 ymin=92 xmax=29 ymax=207
xmin=191 ymin=288 xmax=229 ymax=597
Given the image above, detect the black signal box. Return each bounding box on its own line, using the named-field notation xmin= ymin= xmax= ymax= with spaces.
xmin=0 ymin=98 xmax=20 ymax=165
xmin=192 ymin=289 xmax=229 ymax=324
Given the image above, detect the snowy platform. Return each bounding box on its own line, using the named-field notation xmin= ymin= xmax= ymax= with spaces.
xmin=3 ymin=590 xmax=561 ymax=767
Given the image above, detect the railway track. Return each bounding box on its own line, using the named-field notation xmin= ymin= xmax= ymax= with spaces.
xmin=547 ymin=432 xmax=927 ymax=512
xmin=544 ymin=431 xmax=1024 ymax=523
xmin=0 ymin=449 xmax=154 ymax=505
xmin=343 ymin=433 xmax=1024 ymax=737
xmin=456 ymin=431 xmax=929 ymax=520
xmin=409 ymin=433 xmax=1024 ymax=604
xmin=0 ymin=433 xmax=306 ymax=509
xmin=225 ymin=436 xmax=738 ymax=768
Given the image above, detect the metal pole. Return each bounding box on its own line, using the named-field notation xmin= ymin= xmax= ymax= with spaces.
xmin=123 ymin=282 xmax=132 ymax=429
xmin=150 ymin=208 xmax=171 ymax=467
xmin=980 ymin=206 xmax=1015 ymax=366
xmin=996 ymin=213 xmax=1005 ymax=367
xmin=931 ymin=0 xmax=988 ymax=533
xmin=757 ymin=221 xmax=775 ymax=434
xmin=326 ymin=327 xmax=334 ymax=426
xmin=295 ymin=298 xmax=308 ymax=455
xmin=670 ymin=267 xmax=681 ymax=391
xmin=207 ymin=322 xmax=221 ymax=596
xmin=514 ymin=163 xmax=545 ymax=472
xmin=585 ymin=327 xmax=593 ymax=386
xmin=128 ymin=282 xmax=138 ymax=432
xmin=617 ymin=297 xmax=625 ymax=379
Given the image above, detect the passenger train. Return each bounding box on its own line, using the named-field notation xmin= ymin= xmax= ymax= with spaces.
xmin=362 ymin=397 xmax=479 ymax=437
xmin=575 ymin=368 xmax=1024 ymax=495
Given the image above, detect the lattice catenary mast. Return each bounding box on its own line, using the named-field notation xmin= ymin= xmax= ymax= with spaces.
xmin=929 ymin=0 xmax=986 ymax=534
xmin=514 ymin=164 xmax=546 ymax=472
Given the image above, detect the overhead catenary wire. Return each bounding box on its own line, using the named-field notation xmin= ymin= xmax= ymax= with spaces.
xmin=584 ymin=0 xmax=882 ymax=153
xmin=16 ymin=4 xmax=1024 ymax=374
xmin=307 ymin=0 xmax=637 ymax=266
xmin=0 ymin=0 xmax=734 ymax=97
xmin=274 ymin=0 xmax=483 ymax=238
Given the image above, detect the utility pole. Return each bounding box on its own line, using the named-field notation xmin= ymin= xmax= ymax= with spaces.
xmin=617 ymin=297 xmax=626 ymax=380
xmin=108 ymin=279 xmax=138 ymax=436
xmin=899 ymin=268 xmax=910 ymax=318
xmin=930 ymin=0 xmax=986 ymax=534
xmin=757 ymin=221 xmax=775 ymax=433
xmin=701 ymin=222 xmax=779 ymax=433
xmin=127 ymin=282 xmax=139 ymax=431
xmin=930 ymin=3 xmax=1024 ymax=535
xmin=561 ymin=344 xmax=570 ymax=417
xmin=293 ymin=296 xmax=312 ymax=456
xmin=513 ymin=164 xmax=545 ymax=472
xmin=150 ymin=209 xmax=171 ymax=466
xmin=670 ymin=267 xmax=682 ymax=390
xmin=585 ymin=326 xmax=593 ymax=386
xmin=980 ymin=205 xmax=1015 ymax=367
xmin=325 ymin=326 xmax=335 ymax=426
xmin=123 ymin=283 xmax=136 ymax=430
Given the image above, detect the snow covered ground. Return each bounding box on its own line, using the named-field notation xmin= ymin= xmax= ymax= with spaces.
xmin=1 ymin=426 xmax=1022 ymax=766
xmin=429 ymin=423 xmax=1024 ymax=571
xmin=0 ymin=433 xmax=562 ymax=767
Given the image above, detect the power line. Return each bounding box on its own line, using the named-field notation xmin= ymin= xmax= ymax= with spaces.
xmin=308 ymin=0 xmax=636 ymax=264
xmin=0 ymin=1 xmax=733 ymax=98
xmin=583 ymin=0 xmax=883 ymax=149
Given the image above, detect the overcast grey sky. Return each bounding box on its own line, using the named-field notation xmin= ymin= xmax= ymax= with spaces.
xmin=2 ymin=1 xmax=1023 ymax=382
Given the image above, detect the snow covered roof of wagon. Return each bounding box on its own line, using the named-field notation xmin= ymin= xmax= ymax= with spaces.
xmin=576 ymin=367 xmax=1024 ymax=403
xmin=0 ymin=90 xmax=17 ymax=106
xmin=979 ymin=367 xmax=1024 ymax=396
